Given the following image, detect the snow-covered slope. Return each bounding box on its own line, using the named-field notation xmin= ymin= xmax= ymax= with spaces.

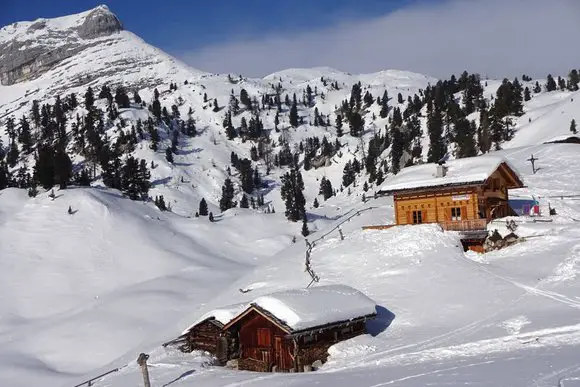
xmin=62 ymin=143 xmax=580 ymax=387
xmin=0 ymin=187 xmax=294 ymax=386
xmin=506 ymin=89 xmax=579 ymax=147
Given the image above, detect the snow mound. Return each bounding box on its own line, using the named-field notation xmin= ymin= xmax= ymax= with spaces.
xmin=252 ymin=284 xmax=377 ymax=331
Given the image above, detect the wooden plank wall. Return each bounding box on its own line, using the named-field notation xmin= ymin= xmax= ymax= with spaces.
xmin=395 ymin=190 xmax=479 ymax=225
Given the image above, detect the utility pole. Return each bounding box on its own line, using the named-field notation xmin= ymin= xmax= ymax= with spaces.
xmin=527 ymin=154 xmax=539 ymax=174
xmin=137 ymin=353 xmax=151 ymax=387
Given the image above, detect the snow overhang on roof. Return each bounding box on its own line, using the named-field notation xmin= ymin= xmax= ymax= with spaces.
xmin=180 ymin=303 xmax=248 ymax=335
xmin=224 ymin=284 xmax=377 ymax=333
xmin=379 ymin=155 xmax=523 ymax=194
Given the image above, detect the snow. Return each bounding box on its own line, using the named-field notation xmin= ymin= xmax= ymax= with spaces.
xmin=2 ymin=5 xmax=580 ymax=387
xmin=181 ymin=303 xmax=248 ymax=334
xmin=379 ymin=155 xmax=521 ymax=193
xmin=251 ymin=284 xmax=377 ymax=331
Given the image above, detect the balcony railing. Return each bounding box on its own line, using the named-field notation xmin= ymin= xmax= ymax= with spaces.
xmin=439 ymin=219 xmax=488 ymax=232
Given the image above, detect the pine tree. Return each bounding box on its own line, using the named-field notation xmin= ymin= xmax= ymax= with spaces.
xmin=0 ymin=161 xmax=9 ymax=190
xmin=151 ymin=99 xmax=162 ymax=122
xmin=212 ymin=98 xmax=219 ymax=112
xmin=477 ymin=107 xmax=492 ymax=154
xmin=289 ymin=94 xmax=299 ymax=127
xmin=390 ymin=128 xmax=404 ymax=174
xmin=524 ymin=87 xmax=531 ymax=102
xmin=171 ymin=130 xmax=178 ymax=153
xmin=546 ymin=74 xmax=557 ymax=92
xmin=427 ymin=107 xmax=446 ymax=163
xmin=455 ymin=118 xmax=477 ymax=158
xmin=199 ymin=198 xmax=208 ymax=216
xmin=53 ymin=144 xmax=72 ymax=189
xmin=84 ymin=86 xmax=94 ymax=109
xmin=155 ymin=195 xmax=168 ymax=211
xmin=301 ymin=218 xmax=310 ymax=237
xmin=219 ymin=178 xmax=235 ymax=212
xmin=313 ymin=198 xmax=319 ymax=208
xmin=121 ymin=156 xmax=149 ymax=201
xmin=568 ymin=69 xmax=580 ymax=91
xmin=319 ymin=177 xmax=333 ymax=201
xmin=115 ymin=86 xmax=130 ymax=108
xmin=558 ymin=76 xmax=567 ymax=91
xmin=186 ymin=117 xmax=197 ymax=137
xmin=31 ymin=100 xmax=41 ymax=127
xmin=147 ymin=119 xmax=159 ymax=151
xmin=380 ymin=90 xmax=389 ymax=118
xmin=165 ymin=147 xmax=174 ymax=163
xmin=335 ymin=114 xmax=343 ymax=137
xmin=6 ymin=139 xmax=19 ymax=168
xmin=571 ymin=119 xmax=577 ymax=135
xmin=18 ymin=116 xmax=33 ymax=153
xmin=240 ymin=194 xmax=249 ymax=208
xmin=209 ymin=212 xmax=214 ymax=222
xmin=34 ymin=145 xmax=55 ymax=189
xmin=348 ymin=112 xmax=364 ymax=137
xmin=280 ymin=169 xmax=306 ymax=222
xmin=133 ymin=90 xmax=142 ymax=104
xmin=533 ymin=81 xmax=542 ymax=93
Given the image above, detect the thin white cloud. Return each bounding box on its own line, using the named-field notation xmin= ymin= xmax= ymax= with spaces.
xmin=179 ymin=0 xmax=580 ymax=79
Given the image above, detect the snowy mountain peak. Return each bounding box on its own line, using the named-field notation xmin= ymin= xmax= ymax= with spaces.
xmin=77 ymin=4 xmax=123 ymax=39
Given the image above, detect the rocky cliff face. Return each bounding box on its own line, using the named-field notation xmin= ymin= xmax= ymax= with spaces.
xmin=0 ymin=5 xmax=122 ymax=86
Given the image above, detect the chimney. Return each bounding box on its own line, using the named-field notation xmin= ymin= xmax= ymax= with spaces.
xmin=436 ymin=162 xmax=447 ymax=178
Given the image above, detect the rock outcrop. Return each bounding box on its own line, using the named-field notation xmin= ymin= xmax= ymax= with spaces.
xmin=77 ymin=5 xmax=123 ymax=39
xmin=0 ymin=5 xmax=122 ymax=86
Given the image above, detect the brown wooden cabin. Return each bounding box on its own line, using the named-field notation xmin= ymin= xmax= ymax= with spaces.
xmin=378 ymin=156 xmax=524 ymax=252
xmin=221 ymin=304 xmax=375 ymax=372
xmin=163 ymin=303 xmax=248 ymax=364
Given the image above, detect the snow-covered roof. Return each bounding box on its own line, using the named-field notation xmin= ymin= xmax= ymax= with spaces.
xmin=379 ymin=155 xmax=523 ymax=194
xmin=181 ymin=303 xmax=248 ymax=335
xmin=247 ymin=284 xmax=377 ymax=332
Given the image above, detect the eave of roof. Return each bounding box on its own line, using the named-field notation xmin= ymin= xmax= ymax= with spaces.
xmin=222 ymin=304 xmax=377 ymax=336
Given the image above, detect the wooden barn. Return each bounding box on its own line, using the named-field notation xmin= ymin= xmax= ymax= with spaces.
xmin=222 ymin=284 xmax=377 ymax=372
xmin=376 ymin=156 xmax=524 ymax=252
xmin=163 ymin=303 xmax=247 ymax=364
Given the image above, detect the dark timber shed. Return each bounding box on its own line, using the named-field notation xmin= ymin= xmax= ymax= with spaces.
xmin=221 ymin=285 xmax=377 ymax=372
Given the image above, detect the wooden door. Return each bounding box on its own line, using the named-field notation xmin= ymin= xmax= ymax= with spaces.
xmin=274 ymin=336 xmax=287 ymax=370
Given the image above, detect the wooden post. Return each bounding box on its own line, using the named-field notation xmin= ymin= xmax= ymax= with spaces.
xmin=338 ymin=227 xmax=344 ymax=241
xmin=137 ymin=353 xmax=151 ymax=387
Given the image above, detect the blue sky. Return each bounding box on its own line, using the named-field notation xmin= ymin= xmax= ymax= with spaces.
xmin=1 ymin=0 xmax=422 ymax=53
xmin=2 ymin=0 xmax=579 ymax=78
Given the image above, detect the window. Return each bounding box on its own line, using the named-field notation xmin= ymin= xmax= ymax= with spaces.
xmin=451 ymin=207 xmax=462 ymax=221
xmin=412 ymin=210 xmax=423 ymax=224
xmin=257 ymin=328 xmax=270 ymax=347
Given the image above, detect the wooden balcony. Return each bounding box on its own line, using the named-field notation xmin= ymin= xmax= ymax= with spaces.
xmin=439 ymin=219 xmax=488 ymax=232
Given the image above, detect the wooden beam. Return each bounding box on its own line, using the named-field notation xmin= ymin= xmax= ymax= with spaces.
xmin=361 ymin=225 xmax=396 ymax=230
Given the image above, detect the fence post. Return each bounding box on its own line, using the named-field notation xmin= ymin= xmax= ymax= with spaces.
xmin=338 ymin=227 xmax=344 ymax=241
xmin=137 ymin=353 xmax=151 ymax=387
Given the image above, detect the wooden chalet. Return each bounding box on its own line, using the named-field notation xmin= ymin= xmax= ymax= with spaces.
xmin=376 ymin=155 xmax=524 ymax=252
xmin=163 ymin=303 xmax=247 ymax=364
xmin=221 ymin=285 xmax=377 ymax=372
